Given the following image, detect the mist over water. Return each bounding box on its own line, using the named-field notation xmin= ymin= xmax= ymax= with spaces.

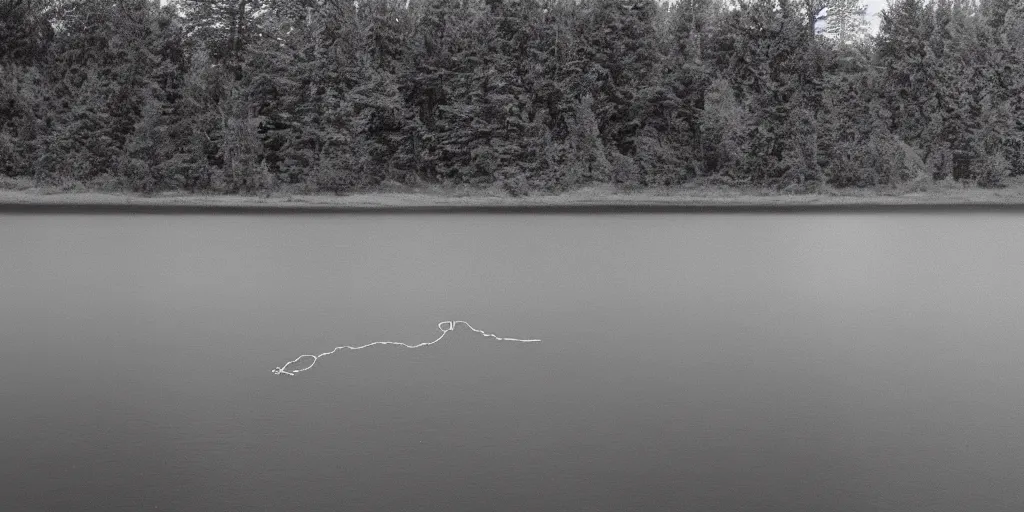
xmin=2 ymin=213 xmax=1023 ymax=511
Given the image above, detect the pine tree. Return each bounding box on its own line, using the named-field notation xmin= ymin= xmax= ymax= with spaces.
xmin=348 ymin=0 xmax=418 ymax=185
xmin=698 ymin=77 xmax=751 ymax=181
xmin=117 ymin=87 xmax=170 ymax=192
xmin=164 ymin=49 xmax=227 ymax=191
xmin=971 ymin=93 xmax=1013 ymax=186
xmin=707 ymin=0 xmax=822 ymax=186
xmin=213 ymin=82 xmax=272 ymax=194
xmin=658 ymin=0 xmax=717 ymax=180
xmin=178 ymin=0 xmax=268 ymax=73
xmin=876 ymin=0 xmax=938 ymax=154
xmin=412 ymin=0 xmax=492 ymax=183
xmin=824 ymin=0 xmax=870 ymax=44
xmin=577 ymin=0 xmax=662 ymax=160
xmin=1003 ymin=5 xmax=1024 ymax=174
xmin=0 ymin=64 xmax=46 ymax=178
xmin=0 ymin=0 xmax=56 ymax=65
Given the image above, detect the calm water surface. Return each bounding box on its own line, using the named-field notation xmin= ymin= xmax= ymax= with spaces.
xmin=2 ymin=213 xmax=1023 ymax=511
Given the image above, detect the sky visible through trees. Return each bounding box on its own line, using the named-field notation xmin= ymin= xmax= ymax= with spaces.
xmin=2 ymin=0 xmax=1023 ymax=196
xmin=861 ymin=0 xmax=885 ymax=33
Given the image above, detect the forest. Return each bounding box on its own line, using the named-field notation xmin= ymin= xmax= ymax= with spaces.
xmin=1 ymin=0 xmax=1023 ymax=196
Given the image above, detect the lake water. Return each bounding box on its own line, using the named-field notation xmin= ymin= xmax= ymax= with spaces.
xmin=2 ymin=212 xmax=1023 ymax=511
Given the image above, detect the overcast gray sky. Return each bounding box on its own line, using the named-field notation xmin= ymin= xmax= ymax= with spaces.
xmin=863 ymin=0 xmax=889 ymax=34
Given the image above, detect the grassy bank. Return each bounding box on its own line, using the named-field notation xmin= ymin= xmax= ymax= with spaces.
xmin=5 ymin=175 xmax=1024 ymax=210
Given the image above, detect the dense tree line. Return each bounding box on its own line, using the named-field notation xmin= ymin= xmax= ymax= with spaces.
xmin=1 ymin=0 xmax=1023 ymax=195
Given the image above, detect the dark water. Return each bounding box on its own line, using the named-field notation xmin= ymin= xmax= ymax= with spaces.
xmin=2 ymin=213 xmax=1023 ymax=511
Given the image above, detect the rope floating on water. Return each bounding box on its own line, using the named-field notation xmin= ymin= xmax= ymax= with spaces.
xmin=271 ymin=320 xmax=541 ymax=376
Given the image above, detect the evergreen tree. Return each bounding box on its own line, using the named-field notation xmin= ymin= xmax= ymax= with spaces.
xmin=117 ymin=86 xmax=170 ymax=192
xmin=3 ymin=0 xmax=1022 ymax=194
xmin=661 ymin=0 xmax=718 ymax=181
xmin=0 ymin=64 xmax=46 ymax=177
xmin=178 ymin=0 xmax=268 ymax=73
xmin=0 ymin=0 xmax=56 ymax=65
xmin=164 ymin=49 xmax=227 ymax=191
xmin=708 ymin=0 xmax=823 ymax=186
xmin=349 ymin=0 xmax=418 ymax=185
xmin=698 ymin=77 xmax=751 ymax=181
xmin=824 ymin=0 xmax=870 ymax=44
xmin=876 ymin=0 xmax=937 ymax=150
xmin=992 ymin=1 xmax=1024 ymax=175
xmin=552 ymin=94 xmax=612 ymax=188
xmin=35 ymin=70 xmax=116 ymax=186
xmin=577 ymin=0 xmax=662 ymax=163
xmin=213 ymin=82 xmax=272 ymax=194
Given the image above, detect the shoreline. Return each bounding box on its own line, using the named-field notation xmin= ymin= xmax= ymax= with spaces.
xmin=6 ymin=185 xmax=1024 ymax=212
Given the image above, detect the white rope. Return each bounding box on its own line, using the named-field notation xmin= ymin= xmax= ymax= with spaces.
xmin=271 ymin=320 xmax=541 ymax=376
